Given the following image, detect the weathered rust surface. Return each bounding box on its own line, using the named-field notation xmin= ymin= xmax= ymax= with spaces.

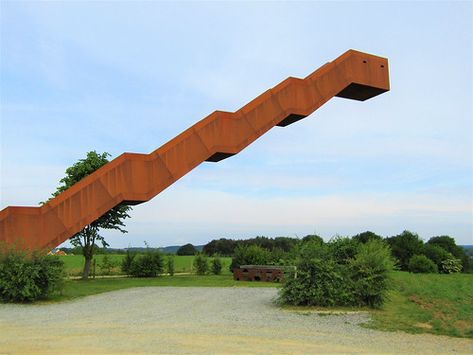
xmin=0 ymin=50 xmax=389 ymax=251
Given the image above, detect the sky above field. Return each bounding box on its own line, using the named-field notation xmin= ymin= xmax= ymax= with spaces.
xmin=1 ymin=1 xmax=472 ymax=247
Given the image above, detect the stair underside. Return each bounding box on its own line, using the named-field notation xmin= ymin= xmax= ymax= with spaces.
xmin=0 ymin=49 xmax=390 ymax=251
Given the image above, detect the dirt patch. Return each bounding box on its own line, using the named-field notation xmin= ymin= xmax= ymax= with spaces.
xmin=408 ymin=295 xmax=434 ymax=309
xmin=454 ymin=320 xmax=473 ymax=331
xmin=415 ymin=322 xmax=433 ymax=329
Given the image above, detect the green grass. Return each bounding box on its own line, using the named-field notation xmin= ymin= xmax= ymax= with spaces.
xmin=366 ymin=271 xmax=473 ymax=338
xmin=60 ymin=254 xmax=232 ymax=276
xmin=48 ymin=274 xmax=280 ymax=302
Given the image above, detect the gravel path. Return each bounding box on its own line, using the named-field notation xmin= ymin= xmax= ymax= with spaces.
xmin=0 ymin=287 xmax=472 ymax=354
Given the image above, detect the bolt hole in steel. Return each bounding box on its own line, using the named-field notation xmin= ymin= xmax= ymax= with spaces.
xmin=363 ymin=60 xmax=367 ymax=63
xmin=381 ymin=65 xmax=385 ymax=68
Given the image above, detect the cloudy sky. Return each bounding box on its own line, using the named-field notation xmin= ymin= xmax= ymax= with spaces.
xmin=1 ymin=1 xmax=472 ymax=247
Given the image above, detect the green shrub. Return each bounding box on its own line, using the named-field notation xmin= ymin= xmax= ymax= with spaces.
xmin=440 ymin=258 xmax=462 ymax=274
xmin=166 ymin=255 xmax=175 ymax=276
xmin=408 ymin=255 xmax=438 ymax=273
xmin=278 ymin=239 xmax=394 ymax=308
xmin=0 ymin=248 xmax=65 ymax=302
xmin=328 ymin=236 xmax=360 ymax=264
xmin=349 ymin=240 xmax=395 ymax=307
xmin=193 ymin=254 xmax=209 ymax=275
xmin=421 ymin=244 xmax=451 ymax=270
xmin=211 ymin=257 xmax=222 ymax=275
xmin=121 ymin=249 xmax=136 ymax=275
xmin=427 ymin=236 xmax=472 ymax=272
xmin=129 ymin=251 xmax=164 ymax=277
xmin=278 ymin=256 xmax=353 ymax=307
xmin=99 ymin=254 xmax=116 ymax=275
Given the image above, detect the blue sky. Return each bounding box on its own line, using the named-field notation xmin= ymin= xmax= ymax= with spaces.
xmin=1 ymin=1 xmax=472 ymax=247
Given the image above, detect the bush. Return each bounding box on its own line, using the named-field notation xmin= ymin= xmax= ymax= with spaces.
xmin=0 ymin=248 xmax=65 ymax=302
xmin=279 ymin=256 xmax=353 ymax=307
xmin=328 ymin=236 xmax=360 ymax=264
xmin=421 ymin=244 xmax=451 ymax=271
xmin=211 ymin=257 xmax=222 ymax=275
xmin=349 ymin=240 xmax=395 ymax=307
xmin=166 ymin=255 xmax=175 ymax=276
xmin=440 ymin=258 xmax=462 ymax=274
xmin=121 ymin=249 xmax=136 ymax=275
xmin=129 ymin=251 xmax=164 ymax=277
xmin=99 ymin=254 xmax=116 ymax=275
xmin=193 ymin=254 xmax=209 ymax=275
xmin=427 ymin=236 xmax=472 ymax=272
xmin=278 ymin=239 xmax=394 ymax=308
xmin=408 ymin=255 xmax=438 ymax=273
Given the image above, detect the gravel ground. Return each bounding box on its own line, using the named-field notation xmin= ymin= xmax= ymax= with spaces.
xmin=0 ymin=287 xmax=472 ymax=354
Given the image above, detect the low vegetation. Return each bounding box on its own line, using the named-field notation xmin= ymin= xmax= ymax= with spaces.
xmin=368 ymin=272 xmax=473 ymax=338
xmin=60 ymin=254 xmax=232 ymax=276
xmin=278 ymin=239 xmax=395 ymax=308
xmin=2 ymin=229 xmax=470 ymax=339
xmin=126 ymin=250 xmax=164 ymax=277
xmin=193 ymin=254 xmax=209 ymax=275
xmin=0 ymin=247 xmax=65 ymax=302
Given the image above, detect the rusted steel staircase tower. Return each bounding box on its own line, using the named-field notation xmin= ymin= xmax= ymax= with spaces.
xmin=0 ymin=50 xmax=389 ymax=250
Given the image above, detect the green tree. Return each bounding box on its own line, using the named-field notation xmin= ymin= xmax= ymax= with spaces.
xmin=301 ymin=234 xmax=324 ymax=245
xmin=230 ymin=244 xmax=272 ymax=270
xmin=427 ymin=236 xmax=471 ymax=272
xmin=352 ymin=231 xmax=383 ymax=244
xmin=386 ymin=230 xmax=423 ymax=271
xmin=50 ymin=151 xmax=132 ymax=280
xmin=203 ymin=238 xmax=237 ymax=256
xmin=421 ymin=244 xmax=452 ymax=271
xmin=177 ymin=243 xmax=197 ymax=256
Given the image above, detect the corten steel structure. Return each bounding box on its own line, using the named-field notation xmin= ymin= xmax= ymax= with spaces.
xmin=0 ymin=50 xmax=389 ymax=251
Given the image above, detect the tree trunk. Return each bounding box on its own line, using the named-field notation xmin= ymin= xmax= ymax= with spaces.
xmin=82 ymin=242 xmax=93 ymax=280
xmin=82 ymin=254 xmax=93 ymax=280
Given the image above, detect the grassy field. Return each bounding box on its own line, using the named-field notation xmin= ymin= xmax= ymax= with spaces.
xmin=60 ymin=254 xmax=232 ymax=276
xmin=367 ymin=272 xmax=473 ymax=338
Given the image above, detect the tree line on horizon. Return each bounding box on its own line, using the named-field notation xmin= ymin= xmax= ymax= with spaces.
xmin=200 ymin=231 xmax=472 ymax=274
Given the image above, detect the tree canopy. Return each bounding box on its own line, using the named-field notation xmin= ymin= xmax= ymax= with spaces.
xmin=51 ymin=151 xmax=132 ymax=279
xmin=176 ymin=243 xmax=197 ymax=256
